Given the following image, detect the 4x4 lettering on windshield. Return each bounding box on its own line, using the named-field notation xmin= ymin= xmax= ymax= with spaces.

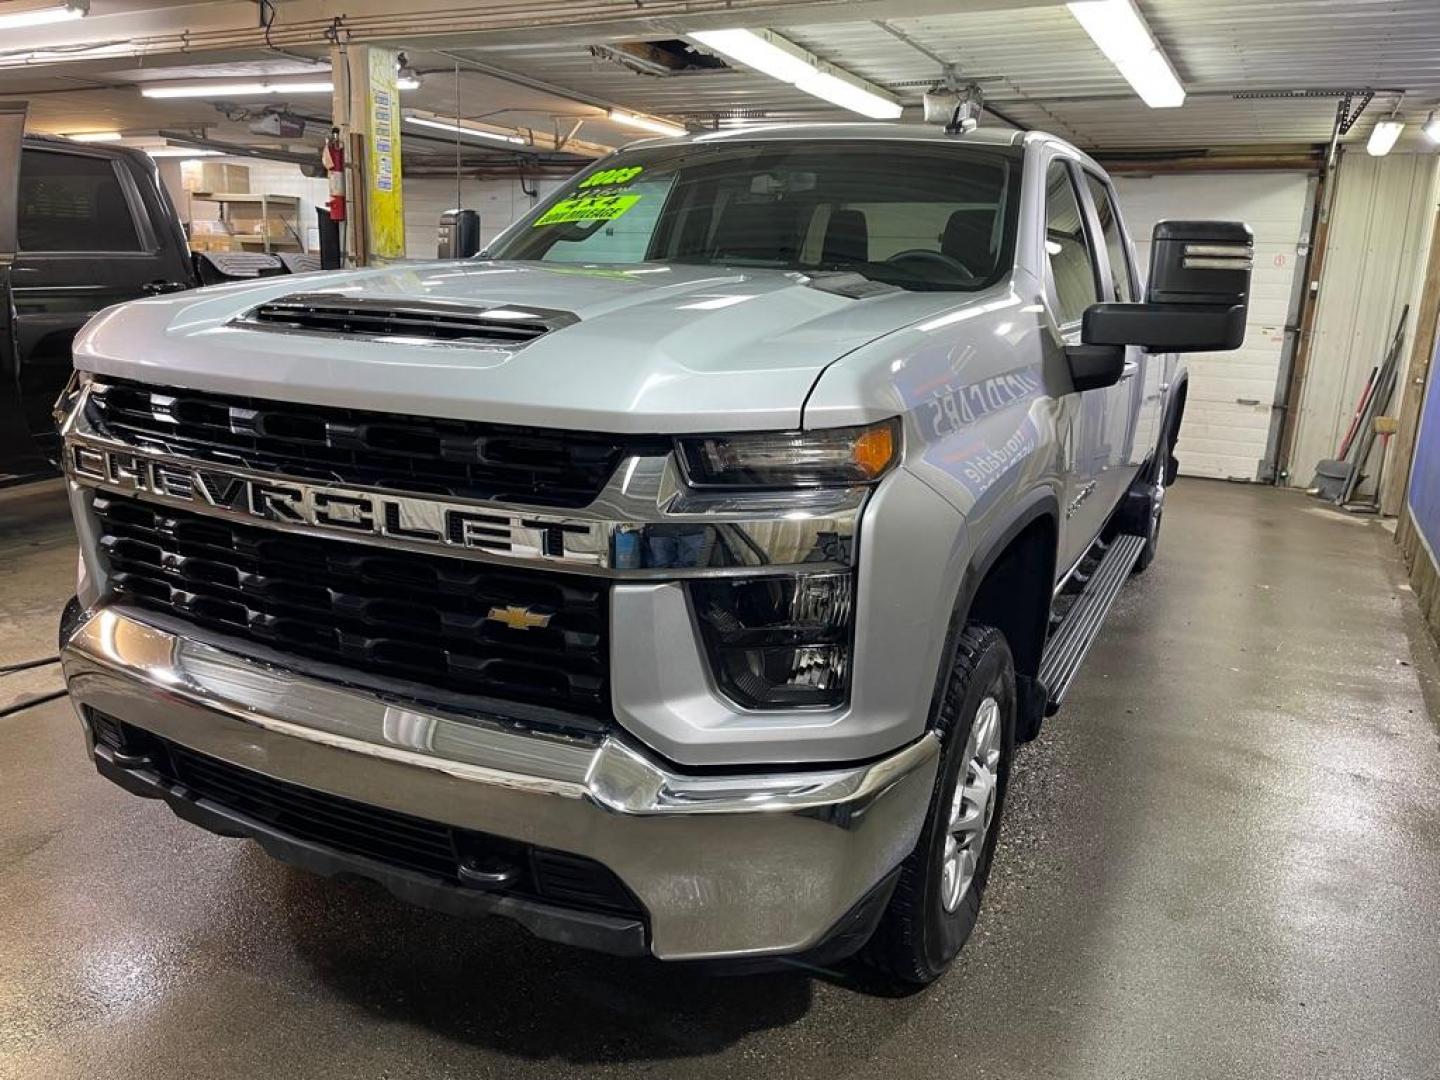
xmin=534 ymin=193 xmax=641 ymax=226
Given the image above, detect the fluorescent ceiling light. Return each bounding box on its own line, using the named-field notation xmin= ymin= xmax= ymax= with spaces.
xmin=404 ymin=114 xmax=527 ymax=145
xmin=67 ymin=131 xmax=122 ymax=142
xmin=396 ymin=75 xmax=421 ymax=91
xmin=691 ymin=29 xmax=815 ymax=84
xmin=1367 ymin=120 xmax=1405 ymax=157
xmin=1423 ymin=111 xmax=1440 ymax=144
xmin=608 ymin=109 xmax=686 ymax=138
xmin=0 ymin=0 xmax=87 ymax=31
xmin=144 ymin=148 xmax=222 ymax=158
xmin=141 ymin=79 xmax=333 ymax=99
xmin=794 ymin=70 xmax=900 ymax=120
xmin=690 ymin=28 xmax=902 ymax=120
xmin=1066 ymin=0 xmax=1185 ymax=108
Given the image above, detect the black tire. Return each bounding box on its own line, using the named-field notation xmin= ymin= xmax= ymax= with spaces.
xmin=1132 ymin=490 xmax=1162 ymax=573
xmin=861 ymin=625 xmax=1016 ymax=987
xmin=1133 ymin=433 xmax=1169 ymax=575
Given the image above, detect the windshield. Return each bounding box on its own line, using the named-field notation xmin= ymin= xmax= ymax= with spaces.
xmin=488 ymin=140 xmax=1021 ymax=293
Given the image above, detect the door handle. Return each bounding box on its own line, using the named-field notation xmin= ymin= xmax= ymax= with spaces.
xmin=141 ymin=280 xmax=189 ymax=296
xmin=1119 ymin=359 xmax=1140 ymax=381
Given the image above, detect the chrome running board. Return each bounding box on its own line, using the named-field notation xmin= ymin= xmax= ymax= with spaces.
xmin=1039 ymin=533 xmax=1146 ymax=715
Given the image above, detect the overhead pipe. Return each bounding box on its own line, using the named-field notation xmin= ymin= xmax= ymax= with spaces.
xmin=156 ymin=131 xmax=322 ymax=168
xmin=1096 ymin=153 xmax=1324 ymax=174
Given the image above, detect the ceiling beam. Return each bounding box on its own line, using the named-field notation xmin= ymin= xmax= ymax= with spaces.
xmin=0 ymin=0 xmax=1055 ymax=77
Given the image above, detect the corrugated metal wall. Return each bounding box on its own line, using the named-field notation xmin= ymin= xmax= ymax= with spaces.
xmin=1289 ymin=151 xmax=1440 ymax=489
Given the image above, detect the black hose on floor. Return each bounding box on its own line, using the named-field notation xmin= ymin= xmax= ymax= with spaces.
xmin=0 ymin=689 xmax=67 ymax=718
xmin=0 ymin=655 xmax=60 ymax=676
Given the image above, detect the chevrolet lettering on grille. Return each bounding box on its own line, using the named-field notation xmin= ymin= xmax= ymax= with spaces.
xmin=66 ymin=441 xmax=602 ymax=566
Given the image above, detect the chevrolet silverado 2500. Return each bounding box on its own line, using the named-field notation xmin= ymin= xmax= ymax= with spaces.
xmin=53 ymin=124 xmax=1252 ymax=986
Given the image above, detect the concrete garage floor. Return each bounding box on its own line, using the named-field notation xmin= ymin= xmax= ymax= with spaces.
xmin=2 ymin=478 xmax=1438 ymax=1080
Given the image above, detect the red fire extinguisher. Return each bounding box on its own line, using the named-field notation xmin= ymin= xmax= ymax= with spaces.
xmin=322 ymin=127 xmax=346 ymax=222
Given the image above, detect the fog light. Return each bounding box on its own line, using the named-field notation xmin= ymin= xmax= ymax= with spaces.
xmin=688 ymin=572 xmax=854 ymax=708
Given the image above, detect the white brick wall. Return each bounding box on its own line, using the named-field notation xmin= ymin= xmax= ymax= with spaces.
xmin=403 ymin=175 xmax=568 ymax=260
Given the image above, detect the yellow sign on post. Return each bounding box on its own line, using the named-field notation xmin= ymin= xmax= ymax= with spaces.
xmin=366 ymin=48 xmax=404 ymax=260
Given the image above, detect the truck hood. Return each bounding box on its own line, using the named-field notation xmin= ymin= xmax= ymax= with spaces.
xmin=72 ymin=260 xmax=965 ymax=433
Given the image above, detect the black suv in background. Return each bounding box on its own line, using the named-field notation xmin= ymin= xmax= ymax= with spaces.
xmin=1 ymin=112 xmax=195 ymax=481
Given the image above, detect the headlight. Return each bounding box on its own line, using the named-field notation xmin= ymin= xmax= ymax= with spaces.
xmin=52 ymin=369 xmax=90 ymax=428
xmin=688 ymin=572 xmax=854 ymax=708
xmin=675 ymin=418 xmax=900 ymax=489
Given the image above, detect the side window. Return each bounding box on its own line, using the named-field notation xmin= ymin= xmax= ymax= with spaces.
xmin=1043 ymin=161 xmax=1100 ymax=326
xmin=1083 ymin=172 xmax=1135 ymax=302
xmin=18 ymin=148 xmax=143 ymax=253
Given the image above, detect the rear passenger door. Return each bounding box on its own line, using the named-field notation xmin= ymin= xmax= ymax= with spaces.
xmin=10 ymin=144 xmax=192 ymax=465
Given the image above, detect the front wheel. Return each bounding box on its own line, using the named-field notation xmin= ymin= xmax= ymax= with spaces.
xmin=861 ymin=625 xmax=1016 ymax=987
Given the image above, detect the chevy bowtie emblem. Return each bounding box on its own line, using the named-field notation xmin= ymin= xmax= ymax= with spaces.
xmin=485 ymin=605 xmax=553 ymax=631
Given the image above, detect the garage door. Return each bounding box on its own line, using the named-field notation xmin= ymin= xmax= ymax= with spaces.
xmin=1112 ymin=172 xmax=1314 ymax=481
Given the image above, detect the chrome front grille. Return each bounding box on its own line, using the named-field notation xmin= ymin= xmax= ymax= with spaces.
xmin=93 ymin=494 xmax=612 ymax=732
xmin=86 ymin=377 xmax=658 ymax=509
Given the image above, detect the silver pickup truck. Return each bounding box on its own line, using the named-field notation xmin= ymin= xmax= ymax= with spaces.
xmin=54 ymin=123 xmax=1252 ymax=986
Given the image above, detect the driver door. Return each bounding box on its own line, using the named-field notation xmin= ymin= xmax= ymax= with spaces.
xmin=1041 ymin=157 xmax=1112 ymax=571
xmin=1078 ymin=170 xmax=1147 ymax=506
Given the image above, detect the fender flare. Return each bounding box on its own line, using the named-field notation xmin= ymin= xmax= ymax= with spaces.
xmin=1150 ymin=370 xmax=1189 ymax=485
xmin=923 ymin=486 xmax=1061 ymax=733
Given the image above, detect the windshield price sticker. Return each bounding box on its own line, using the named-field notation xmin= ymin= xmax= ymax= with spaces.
xmin=534 ymin=193 xmax=641 ymax=227
xmin=578 ymin=165 xmax=644 ymax=189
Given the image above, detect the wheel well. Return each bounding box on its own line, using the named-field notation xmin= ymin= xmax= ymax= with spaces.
xmin=1168 ymin=378 xmax=1188 ymax=444
xmin=967 ymin=515 xmax=1056 ymax=682
xmin=1159 ymin=377 xmax=1188 ymax=486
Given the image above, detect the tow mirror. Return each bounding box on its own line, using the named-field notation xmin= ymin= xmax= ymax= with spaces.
xmin=1081 ymin=219 xmax=1253 ymax=354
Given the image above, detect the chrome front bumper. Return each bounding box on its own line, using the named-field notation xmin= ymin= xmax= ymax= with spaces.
xmin=61 ymin=604 xmax=939 ymax=961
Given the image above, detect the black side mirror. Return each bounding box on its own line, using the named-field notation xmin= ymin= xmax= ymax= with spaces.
xmin=1082 ymin=219 xmax=1253 ymax=354
xmin=1064 ymin=343 xmax=1126 ymax=392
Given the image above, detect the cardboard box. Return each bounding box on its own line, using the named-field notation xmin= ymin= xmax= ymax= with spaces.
xmin=181 ymin=161 xmax=250 ymax=194
xmin=189 ymin=219 xmax=232 ymax=237
xmin=187 ymin=235 xmax=241 ymax=252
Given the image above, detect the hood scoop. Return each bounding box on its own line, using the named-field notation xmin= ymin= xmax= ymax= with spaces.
xmin=237 ymin=293 xmax=578 ymax=347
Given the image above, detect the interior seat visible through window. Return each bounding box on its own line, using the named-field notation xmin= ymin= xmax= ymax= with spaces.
xmin=941 ymin=209 xmax=995 ymax=264
xmin=711 ymin=199 xmax=804 ymax=262
xmin=822 ymin=209 xmax=869 ymax=265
